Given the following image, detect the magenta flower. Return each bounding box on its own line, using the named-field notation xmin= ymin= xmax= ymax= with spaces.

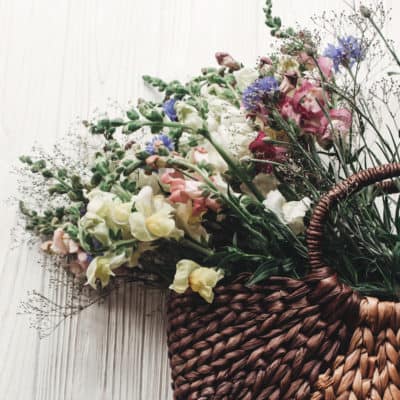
xmin=248 ymin=131 xmax=288 ymax=173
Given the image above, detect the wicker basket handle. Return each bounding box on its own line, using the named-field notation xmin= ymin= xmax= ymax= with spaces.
xmin=307 ymin=163 xmax=400 ymax=271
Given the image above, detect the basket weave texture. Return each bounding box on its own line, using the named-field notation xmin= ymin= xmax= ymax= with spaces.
xmin=167 ymin=270 xmax=358 ymax=400
xmin=312 ymin=297 xmax=400 ymax=400
xmin=167 ymin=163 xmax=400 ymax=400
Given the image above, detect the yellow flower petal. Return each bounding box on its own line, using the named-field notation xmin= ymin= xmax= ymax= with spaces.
xmin=169 ymin=259 xmax=199 ymax=294
xmin=145 ymin=211 xmax=176 ymax=238
xmin=129 ymin=212 xmax=155 ymax=242
xmin=170 ymin=260 xmax=224 ymax=303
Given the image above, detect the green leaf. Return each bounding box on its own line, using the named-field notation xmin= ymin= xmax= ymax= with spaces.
xmin=247 ymin=260 xmax=280 ymax=285
xmin=127 ymin=109 xmax=140 ymax=120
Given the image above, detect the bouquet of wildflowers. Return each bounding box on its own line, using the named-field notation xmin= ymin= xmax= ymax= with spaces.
xmin=17 ymin=0 xmax=400 ymax=326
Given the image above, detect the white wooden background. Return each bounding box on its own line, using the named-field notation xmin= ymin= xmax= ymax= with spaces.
xmin=0 ymin=1 xmax=399 ymax=399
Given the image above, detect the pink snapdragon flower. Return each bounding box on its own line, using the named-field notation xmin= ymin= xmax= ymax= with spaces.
xmin=297 ymin=52 xmax=334 ymax=80
xmin=292 ymin=80 xmax=326 ymax=117
xmin=317 ymin=56 xmax=334 ymax=80
xmin=41 ymin=228 xmax=90 ymax=276
xmin=161 ymin=170 xmax=220 ymax=216
xmin=280 ymin=80 xmax=328 ymax=136
xmin=41 ymin=228 xmax=79 ymax=255
xmin=319 ymin=108 xmax=352 ymax=146
xmin=279 ymin=96 xmax=301 ymax=125
xmin=279 ymin=71 xmax=299 ymax=95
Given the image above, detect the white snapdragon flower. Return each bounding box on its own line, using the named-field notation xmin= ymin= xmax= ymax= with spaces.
xmin=79 ymin=212 xmax=111 ymax=246
xmin=263 ymin=190 xmax=312 ymax=234
xmin=169 ymin=259 xmax=224 ymax=303
xmin=206 ymin=96 xmax=257 ymax=162
xmin=175 ymin=101 xmax=204 ymax=131
xmin=86 ymin=189 xmax=132 ymax=234
xmin=233 ymin=67 xmax=259 ymax=91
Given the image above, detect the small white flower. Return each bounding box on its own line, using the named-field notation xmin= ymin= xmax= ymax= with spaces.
xmin=233 ymin=67 xmax=259 ymax=91
xmin=263 ymin=190 xmax=312 ymax=234
xmin=169 ymin=259 xmax=224 ymax=303
xmin=175 ymin=101 xmax=204 ymax=131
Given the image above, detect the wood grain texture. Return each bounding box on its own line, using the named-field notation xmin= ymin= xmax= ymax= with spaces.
xmin=0 ymin=1 xmax=398 ymax=399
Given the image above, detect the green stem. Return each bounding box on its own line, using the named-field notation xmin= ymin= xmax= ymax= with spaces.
xmin=140 ymin=121 xmax=193 ymax=131
xmin=202 ymin=131 xmax=265 ymax=202
xmin=113 ymin=238 xmax=137 ymax=248
xmin=180 ymin=238 xmax=214 ymax=257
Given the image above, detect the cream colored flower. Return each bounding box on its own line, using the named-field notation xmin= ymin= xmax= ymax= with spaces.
xmin=233 ymin=67 xmax=259 ymax=91
xmin=175 ymin=101 xmax=204 ymax=131
xmin=240 ymin=173 xmax=279 ymax=198
xmin=174 ymin=202 xmax=209 ymax=242
xmin=86 ymin=252 xmax=128 ymax=289
xmin=129 ymin=186 xmax=183 ymax=242
xmin=263 ymin=190 xmax=312 ymax=234
xmin=87 ymin=189 xmax=115 ymax=218
xmin=277 ymin=55 xmax=300 ymax=75
xmin=86 ymin=189 xmax=132 ymax=234
xmin=169 ymin=259 xmax=224 ymax=303
xmin=79 ymin=212 xmax=111 ymax=246
xmin=109 ymin=202 xmax=132 ymax=229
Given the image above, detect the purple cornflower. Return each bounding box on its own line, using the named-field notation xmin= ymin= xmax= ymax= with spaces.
xmin=145 ymin=134 xmax=174 ymax=155
xmin=324 ymin=36 xmax=364 ymax=71
xmin=163 ymin=98 xmax=177 ymax=121
xmin=242 ymin=76 xmax=280 ymax=112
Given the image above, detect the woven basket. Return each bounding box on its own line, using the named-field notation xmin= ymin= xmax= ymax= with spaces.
xmin=167 ymin=163 xmax=400 ymax=400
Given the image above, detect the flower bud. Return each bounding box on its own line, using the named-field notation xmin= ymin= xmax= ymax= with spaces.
xmin=215 ymin=52 xmax=240 ymax=71
xmin=360 ymin=5 xmax=371 ymax=18
xmin=259 ymin=56 xmax=272 ymax=67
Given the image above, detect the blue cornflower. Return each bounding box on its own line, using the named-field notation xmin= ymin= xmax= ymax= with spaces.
xmin=163 ymin=98 xmax=177 ymax=121
xmin=145 ymin=134 xmax=174 ymax=155
xmin=242 ymin=76 xmax=280 ymax=112
xmin=324 ymin=36 xmax=364 ymax=71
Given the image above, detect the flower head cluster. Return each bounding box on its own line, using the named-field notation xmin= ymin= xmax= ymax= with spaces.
xmin=145 ymin=134 xmax=174 ymax=155
xmin=242 ymin=76 xmax=280 ymax=112
xmin=324 ymin=36 xmax=364 ymax=71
